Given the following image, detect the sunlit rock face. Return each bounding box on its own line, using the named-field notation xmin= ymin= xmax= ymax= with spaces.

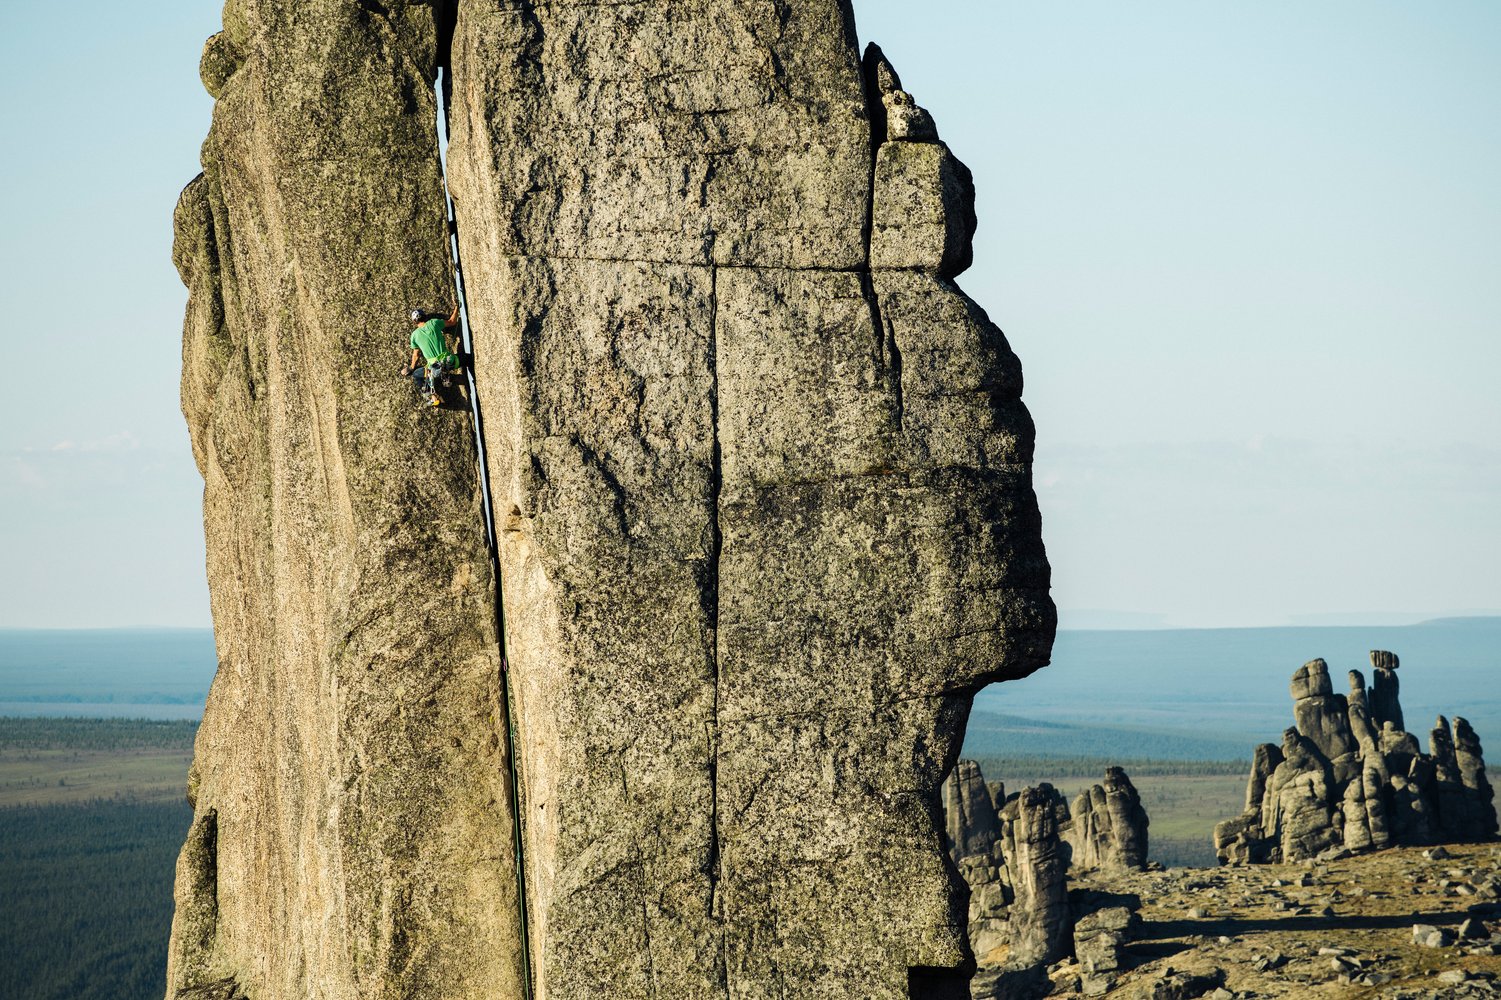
xmin=170 ymin=4 xmax=526 ymax=997
xmin=170 ymin=2 xmax=1054 ymax=997
xmin=1215 ymin=652 xmax=1498 ymax=866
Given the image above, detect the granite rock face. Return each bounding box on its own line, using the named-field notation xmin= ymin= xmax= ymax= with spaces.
xmin=172 ymin=2 xmax=1054 ymax=999
xmin=168 ymin=3 xmax=524 ymax=998
xmin=1213 ymin=652 xmax=1498 ymax=865
xmin=1063 ymin=767 xmax=1150 ymax=873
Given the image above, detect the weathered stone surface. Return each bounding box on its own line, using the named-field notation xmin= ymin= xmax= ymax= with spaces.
xmin=1455 ymin=716 xmax=1499 ymax=838
xmin=174 ymin=3 xmax=1055 ymax=997
xmin=1341 ymin=765 xmax=1391 ymax=852
xmin=944 ymin=760 xmax=1012 ymax=958
xmin=865 ymin=43 xmax=974 ymax=276
xmin=1345 ymin=670 xmax=1388 ymax=782
xmin=1064 ymin=768 xmax=1149 ymax=872
xmin=1390 ymin=755 xmax=1439 ymax=845
xmin=1001 ymin=785 xmax=1073 ymax=969
xmin=1211 ymin=811 xmax=1262 ymax=867
xmin=1072 ymin=906 xmax=1138 ymax=974
xmin=1290 ymin=658 xmax=1334 ymax=700
xmin=1267 ymin=729 xmax=1340 ymax=861
xmin=947 ymin=759 xmax=1004 ymax=862
xmin=446 ymin=5 xmax=1055 ymax=1000
xmin=871 ymin=142 xmax=976 ymax=275
xmin=1431 ymin=714 xmax=1499 ymax=841
xmin=167 ymin=810 xmax=218 ymax=989
xmin=1291 ymin=659 xmax=1357 ymax=763
xmin=1215 ymin=653 xmax=1496 ymax=866
xmin=168 ymin=3 xmax=525 ymax=998
xmin=1369 ymin=649 xmax=1403 ymax=732
xmin=941 ymin=760 xmax=1013 ymax=961
xmin=198 ymin=32 xmax=241 ymax=101
xmin=449 ymin=0 xmax=871 ymax=270
xmin=865 ymin=44 xmax=939 ymax=143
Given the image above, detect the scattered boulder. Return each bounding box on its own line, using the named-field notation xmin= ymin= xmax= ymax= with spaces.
xmin=1072 ymin=905 xmax=1139 ymax=974
xmin=1412 ymin=923 xmax=1456 ymax=948
xmin=1150 ymin=967 xmax=1226 ymax=1000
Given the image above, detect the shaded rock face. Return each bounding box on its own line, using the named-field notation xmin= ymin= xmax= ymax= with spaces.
xmin=1063 ymin=767 xmax=1150 ymax=873
xmin=946 ymin=759 xmax=1004 ymax=863
xmin=1213 ymin=651 xmax=1498 ymax=865
xmin=943 ymin=761 xmax=1010 ymax=958
xmin=172 ymin=3 xmax=1055 ymax=999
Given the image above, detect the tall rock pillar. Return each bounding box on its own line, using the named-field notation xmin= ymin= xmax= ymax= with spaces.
xmin=170 ymin=2 xmax=526 ymax=998
xmin=445 ymin=3 xmax=1054 ymax=998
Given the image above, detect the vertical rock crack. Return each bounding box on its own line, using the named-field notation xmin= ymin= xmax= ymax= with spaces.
xmin=706 ymin=260 xmax=728 ymax=989
xmin=435 ymin=69 xmax=535 ymax=1000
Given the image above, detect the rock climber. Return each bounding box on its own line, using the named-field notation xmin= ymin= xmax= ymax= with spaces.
xmin=402 ymin=303 xmax=463 ymax=407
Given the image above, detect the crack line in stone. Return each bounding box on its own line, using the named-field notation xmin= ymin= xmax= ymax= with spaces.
xmin=706 ymin=259 xmax=729 ymax=992
xmin=435 ymin=68 xmax=536 ymax=1000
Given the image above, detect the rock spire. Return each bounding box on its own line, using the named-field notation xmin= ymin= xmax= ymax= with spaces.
xmin=1063 ymin=766 xmax=1151 ymax=873
xmin=941 ymin=760 xmax=1150 ymax=977
xmin=1214 ymin=651 xmax=1497 ymax=865
xmin=169 ymin=3 xmax=1054 ymax=998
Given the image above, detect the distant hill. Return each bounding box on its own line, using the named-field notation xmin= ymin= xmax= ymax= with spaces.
xmin=962 ymin=710 xmax=1253 ymax=763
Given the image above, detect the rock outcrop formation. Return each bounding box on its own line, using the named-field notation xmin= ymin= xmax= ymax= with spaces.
xmin=1000 ymin=785 xmax=1075 ymax=969
xmin=1214 ymin=652 xmax=1498 ymax=865
xmin=170 ymin=3 xmax=1054 ymax=999
xmin=1062 ymin=767 xmax=1150 ymax=873
xmin=942 ymin=761 xmax=1149 ymax=978
xmin=944 ymin=761 xmax=1011 ymax=956
xmin=170 ymin=6 xmax=524 ymax=998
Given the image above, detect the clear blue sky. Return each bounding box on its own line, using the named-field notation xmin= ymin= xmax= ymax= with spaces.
xmin=1 ymin=1 xmax=1497 ymax=628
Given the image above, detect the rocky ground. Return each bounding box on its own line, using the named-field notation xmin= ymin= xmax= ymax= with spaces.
xmin=978 ymin=842 xmax=1501 ymax=998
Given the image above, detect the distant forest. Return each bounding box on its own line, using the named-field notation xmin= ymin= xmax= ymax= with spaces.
xmin=0 ymin=716 xmax=198 ymax=752
xmin=0 ymin=799 xmax=190 ymax=1000
xmin=972 ymin=755 xmax=1248 ymax=779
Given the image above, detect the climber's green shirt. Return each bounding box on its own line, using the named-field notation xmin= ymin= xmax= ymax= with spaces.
xmin=409 ymin=318 xmax=453 ymax=365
